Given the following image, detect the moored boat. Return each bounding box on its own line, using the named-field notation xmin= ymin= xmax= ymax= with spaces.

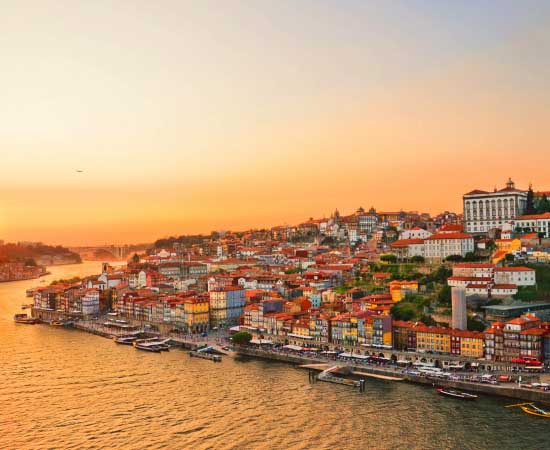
xmin=135 ymin=343 xmax=163 ymax=353
xmin=133 ymin=338 xmax=171 ymax=352
xmin=506 ymin=402 xmax=550 ymax=418
xmin=13 ymin=313 xmax=40 ymax=324
xmin=50 ymin=320 xmax=64 ymax=327
xmin=436 ymin=388 xmax=478 ymax=400
xmin=519 ymin=404 xmax=550 ymax=418
xmin=114 ymin=336 xmax=138 ymax=345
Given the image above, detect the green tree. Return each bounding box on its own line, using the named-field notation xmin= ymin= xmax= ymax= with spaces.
xmin=526 ymin=184 xmax=536 ymax=215
xmin=536 ymin=194 xmax=550 ymax=214
xmin=445 ymin=254 xmax=463 ymax=262
xmin=437 ymin=284 xmax=452 ymax=306
xmin=231 ymin=331 xmax=253 ymax=345
xmin=467 ymin=317 xmax=485 ymax=332
xmin=380 ymin=254 xmax=398 ymax=263
xmin=464 ymin=252 xmax=477 ymax=262
xmin=410 ymin=255 xmax=425 ymax=263
xmin=390 ymin=302 xmax=416 ymax=321
xmin=505 ymin=253 xmax=515 ymax=263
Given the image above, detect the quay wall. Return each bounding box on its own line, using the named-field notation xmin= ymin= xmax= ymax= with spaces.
xmin=237 ymin=347 xmax=550 ymax=405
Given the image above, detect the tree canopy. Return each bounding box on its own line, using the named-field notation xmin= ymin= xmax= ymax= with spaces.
xmin=231 ymin=331 xmax=253 ymax=345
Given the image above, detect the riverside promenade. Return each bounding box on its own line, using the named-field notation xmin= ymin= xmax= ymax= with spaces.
xmin=236 ymin=346 xmax=550 ymax=405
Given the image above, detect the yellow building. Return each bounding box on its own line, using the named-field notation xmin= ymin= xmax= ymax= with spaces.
xmin=183 ymin=296 xmax=210 ymax=332
xmin=416 ymin=326 xmax=451 ymax=353
xmin=292 ymin=319 xmax=311 ymax=338
xmin=389 ymin=280 xmax=419 ymax=302
xmin=455 ymin=331 xmax=484 ymax=358
xmin=492 ymin=238 xmax=521 ymax=264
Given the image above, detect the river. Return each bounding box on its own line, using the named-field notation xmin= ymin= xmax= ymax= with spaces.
xmin=0 ymin=262 xmax=548 ymax=450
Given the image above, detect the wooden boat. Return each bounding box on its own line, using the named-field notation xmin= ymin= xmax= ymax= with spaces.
xmin=436 ymin=388 xmax=478 ymax=400
xmin=50 ymin=320 xmax=65 ymax=327
xmin=506 ymin=403 xmax=550 ymax=418
xmin=114 ymin=336 xmax=138 ymax=345
xmin=134 ymin=338 xmax=170 ymax=352
xmin=135 ymin=343 xmax=162 ymax=353
xmin=520 ymin=404 xmax=550 ymax=418
xmin=189 ymin=351 xmax=222 ymax=362
xmin=13 ymin=314 xmax=40 ymax=324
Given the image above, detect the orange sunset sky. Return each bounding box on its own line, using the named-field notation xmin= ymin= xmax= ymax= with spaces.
xmin=2 ymin=1 xmax=550 ymax=246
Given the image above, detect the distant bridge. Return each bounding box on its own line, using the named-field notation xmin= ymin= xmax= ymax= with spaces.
xmin=69 ymin=245 xmax=133 ymax=260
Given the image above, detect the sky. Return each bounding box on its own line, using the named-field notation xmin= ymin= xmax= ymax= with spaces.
xmin=1 ymin=0 xmax=550 ymax=245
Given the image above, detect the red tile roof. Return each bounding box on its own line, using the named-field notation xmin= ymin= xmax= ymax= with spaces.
xmin=516 ymin=212 xmax=550 ymax=220
xmin=391 ymin=238 xmax=425 ymax=248
xmin=495 ymin=267 xmax=534 ymax=272
xmin=426 ymin=232 xmax=473 ymax=240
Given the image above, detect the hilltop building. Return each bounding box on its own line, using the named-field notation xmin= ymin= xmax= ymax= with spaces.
xmin=463 ymin=178 xmax=527 ymax=234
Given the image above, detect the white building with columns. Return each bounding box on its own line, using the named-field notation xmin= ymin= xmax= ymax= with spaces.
xmin=463 ymin=178 xmax=527 ymax=234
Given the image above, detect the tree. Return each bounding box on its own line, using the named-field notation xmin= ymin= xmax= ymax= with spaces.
xmin=445 ymin=254 xmax=463 ymax=262
xmin=526 ymin=184 xmax=536 ymax=215
xmin=131 ymin=253 xmax=140 ymax=264
xmin=505 ymin=253 xmax=515 ymax=263
xmin=467 ymin=317 xmax=485 ymax=332
xmin=536 ymin=194 xmax=550 ymax=214
xmin=463 ymin=252 xmax=477 ymax=262
xmin=231 ymin=331 xmax=253 ymax=345
xmin=437 ymin=285 xmax=452 ymax=306
xmin=380 ymin=254 xmax=397 ymax=263
xmin=391 ymin=302 xmax=416 ymax=321
xmin=410 ymin=255 xmax=425 ymax=263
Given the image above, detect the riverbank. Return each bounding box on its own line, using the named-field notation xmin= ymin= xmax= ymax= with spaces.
xmin=236 ymin=347 xmax=550 ymax=405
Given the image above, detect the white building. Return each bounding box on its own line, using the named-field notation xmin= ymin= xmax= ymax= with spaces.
xmin=451 ymin=263 xmax=495 ymax=279
xmin=424 ymin=233 xmax=475 ymax=261
xmin=514 ymin=212 xmax=550 ymax=238
xmin=494 ymin=267 xmax=536 ymax=286
xmin=448 ymin=263 xmax=534 ymax=297
xmin=81 ymin=289 xmax=100 ymax=316
xmin=399 ymin=227 xmax=432 ymax=240
xmin=463 ymin=178 xmax=527 ymax=234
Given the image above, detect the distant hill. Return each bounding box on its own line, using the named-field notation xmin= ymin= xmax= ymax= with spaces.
xmin=0 ymin=243 xmax=81 ymax=266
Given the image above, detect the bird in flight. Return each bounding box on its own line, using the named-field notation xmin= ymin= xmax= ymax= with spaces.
xmin=76 ymin=169 xmax=84 ymax=173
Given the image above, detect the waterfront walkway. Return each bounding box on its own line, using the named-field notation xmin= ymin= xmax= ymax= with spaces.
xmin=239 ymin=347 xmax=550 ymax=404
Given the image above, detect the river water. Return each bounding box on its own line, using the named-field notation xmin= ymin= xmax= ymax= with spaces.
xmin=0 ymin=262 xmax=548 ymax=450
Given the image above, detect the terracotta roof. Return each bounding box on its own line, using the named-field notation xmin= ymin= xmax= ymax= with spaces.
xmin=448 ymin=276 xmax=493 ymax=282
xmin=391 ymin=238 xmax=425 ymax=248
xmin=516 ymin=212 xmax=550 ymax=220
xmin=426 ymin=232 xmax=473 ymax=240
xmin=495 ymin=267 xmax=534 ymax=272
xmin=464 ymin=189 xmax=489 ymax=195
xmin=453 ymin=263 xmax=494 ymax=269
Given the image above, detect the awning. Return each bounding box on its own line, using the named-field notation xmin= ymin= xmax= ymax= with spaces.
xmin=286 ymin=333 xmax=314 ymax=340
xmin=338 ymin=352 xmax=369 ymax=360
xmin=250 ymin=339 xmax=273 ymax=345
xmin=282 ymin=344 xmax=303 ymax=351
xmin=229 ymin=326 xmax=241 ymax=332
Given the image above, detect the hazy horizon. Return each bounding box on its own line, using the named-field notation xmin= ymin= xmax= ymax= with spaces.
xmin=3 ymin=0 xmax=550 ymax=246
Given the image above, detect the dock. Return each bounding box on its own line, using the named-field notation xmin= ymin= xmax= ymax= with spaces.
xmin=300 ymin=364 xmax=403 ymax=381
xmin=352 ymin=371 xmax=404 ymax=382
